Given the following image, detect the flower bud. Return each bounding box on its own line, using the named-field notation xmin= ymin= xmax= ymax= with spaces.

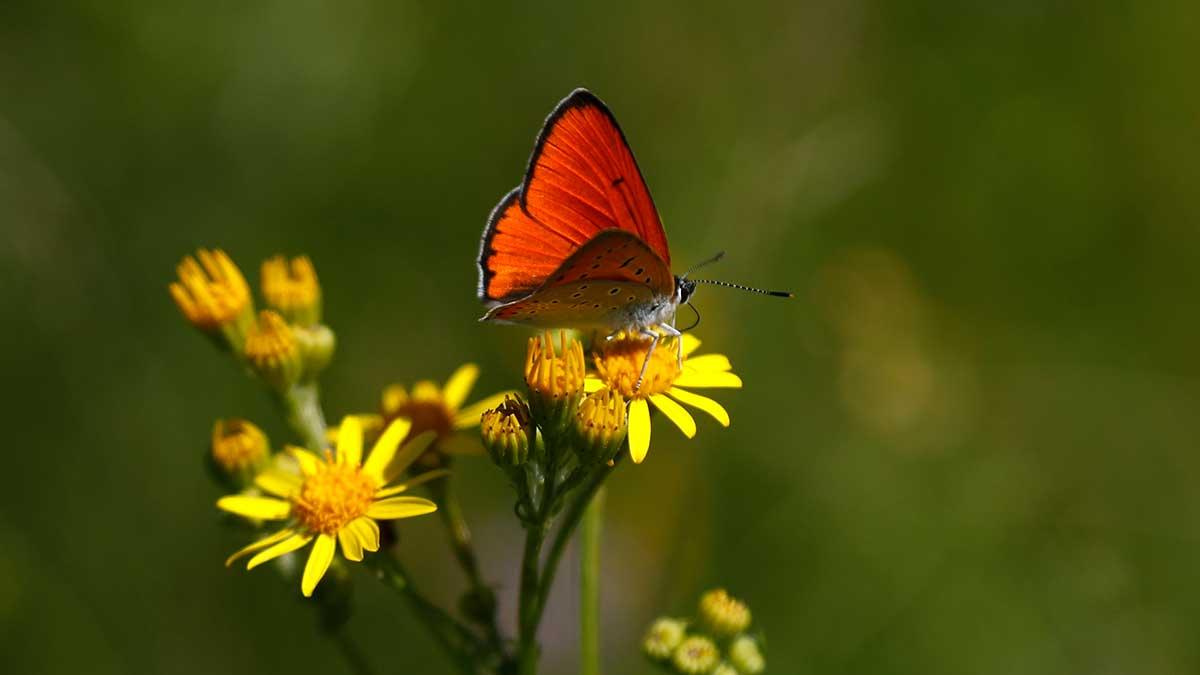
xmin=524 ymin=331 xmax=585 ymax=439
xmin=169 ymin=249 xmax=254 ymax=350
xmin=643 ymin=617 xmax=687 ymax=661
xmin=261 ymin=255 xmax=322 ymax=326
xmin=698 ymin=588 xmax=751 ymax=637
xmin=712 ymin=664 xmax=739 ymax=675
xmin=210 ymin=418 xmax=269 ymax=484
xmin=480 ymin=396 xmax=533 ymax=467
xmin=293 ymin=324 xmax=336 ymax=379
xmin=244 ymin=310 xmax=303 ymax=391
xmin=573 ymin=388 xmax=627 ymax=465
xmin=727 ymin=635 xmax=765 ymax=674
xmin=672 ymin=635 xmax=720 ymax=674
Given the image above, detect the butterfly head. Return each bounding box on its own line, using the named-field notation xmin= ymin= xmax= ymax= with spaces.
xmin=675 ymin=276 xmax=698 ymax=307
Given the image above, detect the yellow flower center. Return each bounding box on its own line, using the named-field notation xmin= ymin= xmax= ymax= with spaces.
xmin=292 ymin=454 xmax=377 ymax=535
xmin=169 ymin=249 xmax=251 ymax=330
xmin=244 ymin=310 xmax=298 ymax=369
xmin=593 ymin=334 xmax=681 ymax=398
xmin=211 ymin=418 xmax=268 ymax=473
xmin=525 ymin=331 xmax=586 ymax=399
xmin=384 ymin=381 xmax=455 ymax=438
xmin=261 ymin=255 xmax=321 ymax=322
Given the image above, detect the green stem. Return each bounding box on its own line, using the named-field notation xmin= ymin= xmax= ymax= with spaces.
xmin=282 ymin=382 xmax=328 ymax=451
xmin=331 ymin=630 xmax=374 ymax=675
xmin=580 ymin=486 xmax=605 ymax=675
xmin=429 ymin=478 xmax=504 ymax=652
xmin=533 ymin=461 xmax=615 ymax=619
xmin=369 ymin=554 xmax=482 ymax=674
xmin=517 ymin=522 xmax=549 ymax=675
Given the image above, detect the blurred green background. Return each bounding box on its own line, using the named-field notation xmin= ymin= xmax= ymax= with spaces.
xmin=3 ymin=1 xmax=1199 ymax=673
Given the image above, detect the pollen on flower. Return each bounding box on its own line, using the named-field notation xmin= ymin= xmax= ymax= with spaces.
xmin=169 ymin=249 xmax=251 ymax=330
xmin=211 ymin=418 xmax=268 ymax=474
xmin=261 ymin=255 xmax=321 ymax=325
xmin=525 ymin=331 xmax=586 ymax=399
xmin=593 ymin=333 xmax=681 ymax=398
xmin=292 ymin=453 xmax=378 ymax=536
xmin=244 ymin=310 xmax=302 ymax=387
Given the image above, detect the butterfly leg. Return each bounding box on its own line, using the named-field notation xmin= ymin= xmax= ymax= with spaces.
xmin=635 ymin=327 xmax=661 ymax=393
xmin=657 ymin=322 xmax=684 ymax=368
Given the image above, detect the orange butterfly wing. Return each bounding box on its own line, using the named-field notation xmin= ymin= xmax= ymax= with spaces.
xmin=478 ymin=89 xmax=670 ymax=303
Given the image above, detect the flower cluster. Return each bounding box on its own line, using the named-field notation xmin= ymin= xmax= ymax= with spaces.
xmin=643 ymin=588 xmax=766 ymax=674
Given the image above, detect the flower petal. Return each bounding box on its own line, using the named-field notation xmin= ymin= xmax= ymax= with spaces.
xmin=338 ymin=528 xmax=364 ymax=562
xmin=681 ymin=333 xmax=702 ymax=357
xmin=442 ymin=363 xmax=479 ymax=411
xmin=649 ymin=393 xmax=697 ymax=439
xmin=301 ymin=534 xmax=336 ymax=597
xmin=672 ymin=370 xmax=743 ymax=389
xmin=383 ymin=430 xmax=436 ymax=482
xmin=247 ymin=532 xmax=313 ymax=570
xmin=367 ymin=496 xmax=438 ymax=520
xmin=376 ymin=469 xmax=451 ymax=498
xmin=668 ymin=387 xmax=730 ymax=427
xmin=684 ymin=354 xmax=733 ymax=373
xmin=362 ymin=417 xmax=412 ymax=482
xmin=628 ymin=398 xmax=652 ymax=463
xmin=348 ymin=517 xmax=380 ymax=552
xmin=216 ymin=495 xmax=292 ymax=520
xmin=254 ymin=469 xmax=302 ymax=498
xmin=452 ymin=391 xmax=516 ymax=429
xmin=288 ymin=446 xmax=321 ymax=475
xmin=337 ymin=415 xmax=363 ymax=466
xmin=440 ymin=434 xmax=484 ymax=456
xmin=584 ymin=377 xmax=605 ymax=393
xmin=224 ymin=528 xmax=294 ymax=567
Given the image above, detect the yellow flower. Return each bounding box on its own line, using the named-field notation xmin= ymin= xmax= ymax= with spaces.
xmin=524 ymin=331 xmax=587 ymax=435
xmin=573 ymin=388 xmax=627 ymax=465
xmin=643 ymin=617 xmax=687 ymax=660
xmin=672 ymin=635 xmax=720 ymax=674
xmin=211 ymin=418 xmax=269 ymax=477
xmin=261 ymin=255 xmax=321 ymax=326
xmin=586 ymin=333 xmax=741 ymax=463
xmin=698 ymin=588 xmax=751 ymax=636
xmin=169 ymin=249 xmax=253 ymax=340
xmin=217 ymin=416 xmax=445 ymax=597
xmin=380 ymin=363 xmax=512 ymax=463
xmin=244 ymin=310 xmax=303 ymax=390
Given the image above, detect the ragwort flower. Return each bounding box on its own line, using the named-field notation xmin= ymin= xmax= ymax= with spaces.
xmin=586 ymin=333 xmax=740 ymax=463
xmin=217 ymin=416 xmax=445 ymax=596
xmin=380 ymin=363 xmax=512 ymax=463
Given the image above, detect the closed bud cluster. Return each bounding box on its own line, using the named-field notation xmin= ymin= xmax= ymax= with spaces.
xmin=643 ymin=617 xmax=687 ymax=660
xmin=480 ymin=396 xmax=533 ymax=467
xmin=261 ymin=255 xmax=322 ymax=326
xmin=698 ymin=588 xmax=752 ymax=637
xmin=244 ymin=310 xmax=303 ymax=391
xmin=672 ymin=635 xmax=720 ymax=674
xmin=727 ymin=636 xmax=765 ymax=675
xmin=573 ymin=388 xmax=627 ymax=465
xmin=524 ymin=331 xmax=585 ymax=439
xmin=169 ymin=249 xmax=254 ymax=350
xmin=210 ymin=418 xmax=269 ymax=483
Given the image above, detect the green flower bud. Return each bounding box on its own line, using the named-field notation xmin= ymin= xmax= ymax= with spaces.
xmin=712 ymin=663 xmax=739 ymax=675
xmin=728 ymin=635 xmax=765 ymax=675
xmin=573 ymin=388 xmax=627 ymax=465
xmin=672 ymin=635 xmax=720 ymax=674
xmin=480 ymin=396 xmax=533 ymax=467
xmin=698 ymin=588 xmax=751 ymax=637
xmin=643 ymin=616 xmax=687 ymax=660
xmin=293 ymin=324 xmax=336 ymax=380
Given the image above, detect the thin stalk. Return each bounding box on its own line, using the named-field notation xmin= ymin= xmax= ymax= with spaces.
xmin=516 ymin=521 xmax=548 ymax=675
xmin=580 ymin=486 xmax=605 ymax=675
xmin=282 ymin=382 xmax=328 ymax=451
xmin=331 ymin=631 xmax=375 ymax=675
xmin=369 ymin=554 xmax=482 ymax=675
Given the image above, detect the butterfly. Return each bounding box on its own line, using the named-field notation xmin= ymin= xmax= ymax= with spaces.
xmin=476 ymin=89 xmax=788 ymax=376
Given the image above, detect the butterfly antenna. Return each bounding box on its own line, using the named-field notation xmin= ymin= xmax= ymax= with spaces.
xmin=691 ymin=278 xmax=794 ymax=298
xmin=681 ymin=250 xmax=726 ymax=279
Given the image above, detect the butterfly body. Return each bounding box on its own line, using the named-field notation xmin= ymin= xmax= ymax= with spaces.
xmin=477 ymin=90 xmax=693 ymax=346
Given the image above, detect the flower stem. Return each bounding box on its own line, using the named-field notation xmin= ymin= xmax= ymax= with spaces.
xmin=429 ymin=478 xmax=504 ymax=652
xmin=369 ymin=554 xmax=482 ymax=675
xmin=580 ymin=486 xmax=605 ymax=675
xmin=282 ymin=382 xmax=327 ymax=451
xmin=517 ymin=521 xmax=548 ymax=675
xmin=331 ymin=630 xmax=375 ymax=675
xmin=534 ymin=461 xmax=616 ymax=619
